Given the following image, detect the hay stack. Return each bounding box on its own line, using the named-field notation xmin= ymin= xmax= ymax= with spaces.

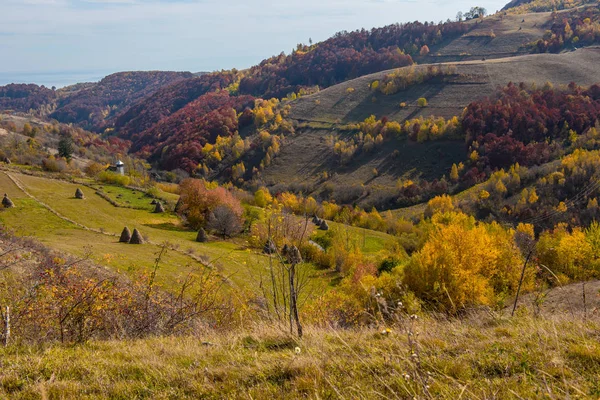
xmin=285 ymin=245 xmax=303 ymax=265
xmin=75 ymin=188 xmax=85 ymax=199
xmin=263 ymin=239 xmax=277 ymax=254
xmin=174 ymin=197 xmax=183 ymax=213
xmin=2 ymin=194 xmax=14 ymax=208
xmin=153 ymin=201 xmax=165 ymax=213
xmin=196 ymin=228 xmax=209 ymax=243
xmin=119 ymin=227 xmax=132 ymax=243
xmin=319 ymin=220 xmax=329 ymax=231
xmin=129 ymin=228 xmax=144 ymax=244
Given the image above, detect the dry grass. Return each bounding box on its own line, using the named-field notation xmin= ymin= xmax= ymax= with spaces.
xmin=1 ymin=312 xmax=599 ymax=399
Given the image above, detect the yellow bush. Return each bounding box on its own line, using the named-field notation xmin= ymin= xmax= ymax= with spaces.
xmin=424 ymin=195 xmax=454 ymax=218
xmin=404 ymin=213 xmax=528 ymax=312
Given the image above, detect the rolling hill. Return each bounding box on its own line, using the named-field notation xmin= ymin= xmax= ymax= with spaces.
xmin=1 ymin=0 xmax=600 ymax=213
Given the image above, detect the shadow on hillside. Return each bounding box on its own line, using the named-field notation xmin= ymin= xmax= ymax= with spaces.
xmin=143 ymin=222 xmax=187 ymax=232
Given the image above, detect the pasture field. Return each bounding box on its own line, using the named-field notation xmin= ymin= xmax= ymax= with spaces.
xmin=0 ymin=170 xmax=398 ymax=296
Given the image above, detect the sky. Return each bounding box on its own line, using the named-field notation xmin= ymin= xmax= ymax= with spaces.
xmin=0 ymin=0 xmax=509 ymax=87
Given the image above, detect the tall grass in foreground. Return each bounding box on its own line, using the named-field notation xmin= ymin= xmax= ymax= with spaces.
xmin=1 ymin=312 xmax=599 ymax=399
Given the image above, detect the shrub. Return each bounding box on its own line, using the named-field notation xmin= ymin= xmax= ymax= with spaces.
xmin=404 ymin=212 xmax=530 ymax=313
xmin=207 ymin=205 xmax=243 ymax=237
xmin=84 ymin=161 xmax=106 ymax=177
xmin=378 ymin=257 xmax=401 ymax=275
xmin=42 ymin=157 xmax=67 ymax=173
xmin=424 ymin=194 xmax=454 ymax=218
xmin=97 ymin=171 xmax=131 ymax=186
xmin=417 ymin=97 xmax=428 ymax=107
xmin=178 ymin=179 xmax=243 ymax=230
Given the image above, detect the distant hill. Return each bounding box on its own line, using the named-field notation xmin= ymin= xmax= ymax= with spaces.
xmin=501 ymin=0 xmax=534 ymax=11
xmin=129 ymin=92 xmax=255 ymax=172
xmin=112 ymin=72 xmax=238 ymax=140
xmin=0 ymin=83 xmax=57 ymax=115
xmin=48 ymin=71 xmax=193 ymax=131
xmin=272 ymin=47 xmax=600 ymax=208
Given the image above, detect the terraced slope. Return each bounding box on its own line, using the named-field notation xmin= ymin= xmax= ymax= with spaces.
xmin=289 ymin=47 xmax=600 ymax=124
xmin=261 ymin=47 xmax=600 ymax=208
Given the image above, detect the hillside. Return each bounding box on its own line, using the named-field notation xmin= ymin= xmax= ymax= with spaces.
xmin=0 ymin=169 xmax=341 ymax=292
xmin=289 ymin=47 xmax=600 ymax=124
xmin=50 ymin=71 xmax=194 ymax=131
xmin=0 ymin=71 xmax=193 ymax=131
xmin=116 ymin=2 xmax=600 ymax=191
xmin=4 ymin=1 xmax=600 ymax=397
xmin=258 ymin=47 xmax=599 ymax=208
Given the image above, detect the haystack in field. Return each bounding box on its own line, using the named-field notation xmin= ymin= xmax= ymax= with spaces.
xmin=285 ymin=245 xmax=303 ymax=265
xmin=319 ymin=220 xmax=329 ymax=231
xmin=75 ymin=188 xmax=85 ymax=199
xmin=119 ymin=227 xmax=132 ymax=243
xmin=174 ymin=197 xmax=183 ymax=213
xmin=263 ymin=239 xmax=277 ymax=254
xmin=129 ymin=229 xmax=144 ymax=244
xmin=2 ymin=194 xmax=14 ymax=208
xmin=153 ymin=202 xmax=165 ymax=213
xmin=196 ymin=228 xmax=209 ymax=243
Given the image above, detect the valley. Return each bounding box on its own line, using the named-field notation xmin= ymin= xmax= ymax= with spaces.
xmin=2 ymin=0 xmax=600 ymax=397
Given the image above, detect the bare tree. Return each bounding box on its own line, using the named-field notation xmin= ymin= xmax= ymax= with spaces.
xmin=256 ymin=199 xmax=318 ymax=337
xmin=207 ymin=205 xmax=242 ymax=237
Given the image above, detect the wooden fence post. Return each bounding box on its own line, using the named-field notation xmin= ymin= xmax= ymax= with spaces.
xmin=3 ymin=306 xmax=10 ymax=347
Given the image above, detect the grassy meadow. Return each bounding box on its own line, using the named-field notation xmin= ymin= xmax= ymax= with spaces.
xmin=0 ymin=170 xmax=398 ymax=296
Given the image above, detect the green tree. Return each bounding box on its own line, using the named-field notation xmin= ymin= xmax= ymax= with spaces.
xmin=58 ymin=133 xmax=74 ymax=162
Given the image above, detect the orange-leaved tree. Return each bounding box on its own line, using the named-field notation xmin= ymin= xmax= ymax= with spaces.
xmin=178 ymin=179 xmax=243 ymax=231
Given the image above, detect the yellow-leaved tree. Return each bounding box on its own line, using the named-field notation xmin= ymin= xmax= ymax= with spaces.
xmin=404 ymin=212 xmax=529 ymax=313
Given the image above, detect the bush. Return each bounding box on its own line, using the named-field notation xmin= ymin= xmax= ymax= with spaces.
xmin=424 ymin=194 xmax=454 ymax=218
xmin=97 ymin=171 xmax=131 ymax=186
xmin=378 ymin=257 xmax=401 ymax=275
xmin=42 ymin=157 xmax=67 ymax=173
xmin=207 ymin=205 xmax=243 ymax=237
xmin=404 ymin=212 xmax=530 ymax=313
xmin=84 ymin=161 xmax=106 ymax=177
xmin=417 ymin=97 xmax=428 ymax=107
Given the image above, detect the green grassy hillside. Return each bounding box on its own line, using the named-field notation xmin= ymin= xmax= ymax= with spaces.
xmin=0 ymin=169 xmax=399 ymax=294
xmin=0 ymin=171 xmax=310 ymax=291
